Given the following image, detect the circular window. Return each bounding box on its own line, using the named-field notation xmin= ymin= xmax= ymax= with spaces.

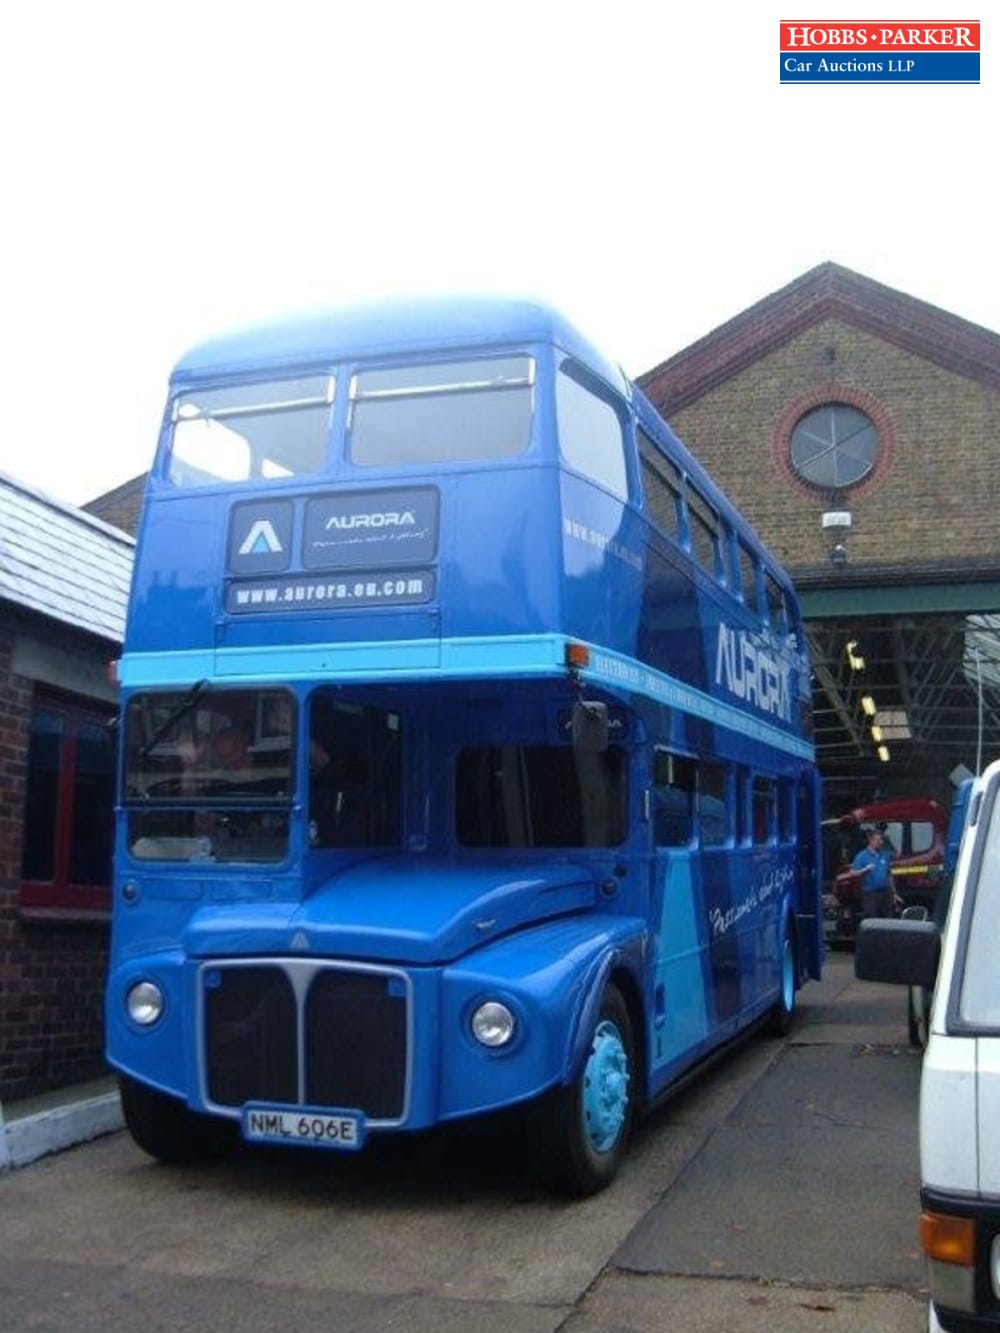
xmin=789 ymin=403 xmax=879 ymax=489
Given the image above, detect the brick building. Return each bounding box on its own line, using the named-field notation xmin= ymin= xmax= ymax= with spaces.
xmin=639 ymin=263 xmax=1000 ymax=807
xmin=0 ymin=474 xmax=132 ymax=1099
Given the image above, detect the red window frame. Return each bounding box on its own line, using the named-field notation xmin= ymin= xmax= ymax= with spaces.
xmin=20 ymin=692 xmax=115 ymax=917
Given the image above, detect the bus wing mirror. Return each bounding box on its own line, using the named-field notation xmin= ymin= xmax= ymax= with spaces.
xmin=572 ymin=700 xmax=609 ymax=753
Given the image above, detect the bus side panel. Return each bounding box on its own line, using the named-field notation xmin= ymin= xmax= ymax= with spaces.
xmin=126 ymin=491 xmax=224 ymax=653
xmin=648 ymin=842 xmax=797 ymax=1097
xmin=797 ymin=769 xmax=824 ymax=980
xmin=446 ymin=466 xmax=564 ymax=639
xmin=638 ymin=540 xmax=711 ymax=694
xmin=559 ymin=472 xmax=645 ymax=658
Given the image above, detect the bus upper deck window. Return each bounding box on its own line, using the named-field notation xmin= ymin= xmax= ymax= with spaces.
xmin=765 ymin=572 xmax=789 ymax=638
xmin=556 ymin=363 xmax=629 ymax=502
xmin=349 ymin=357 xmax=534 ymax=467
xmin=638 ymin=431 xmax=682 ymax=541
xmin=686 ymin=487 xmax=723 ymax=583
xmin=738 ymin=543 xmax=759 ymax=615
xmin=168 ymin=376 xmax=334 ymax=488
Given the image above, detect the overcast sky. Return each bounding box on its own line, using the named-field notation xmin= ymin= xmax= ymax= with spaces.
xmin=2 ymin=2 xmax=994 ymax=508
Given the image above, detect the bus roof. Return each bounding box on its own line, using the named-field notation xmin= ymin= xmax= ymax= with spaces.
xmin=172 ymin=295 xmax=629 ymax=396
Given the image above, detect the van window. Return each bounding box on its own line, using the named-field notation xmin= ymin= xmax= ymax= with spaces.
xmin=958 ymin=790 xmax=1000 ymax=1027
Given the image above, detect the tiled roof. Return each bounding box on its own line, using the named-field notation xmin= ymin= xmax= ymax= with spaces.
xmin=0 ymin=471 xmax=134 ymax=643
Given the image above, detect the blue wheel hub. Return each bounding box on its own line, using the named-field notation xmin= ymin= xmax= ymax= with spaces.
xmin=583 ymin=1019 xmax=630 ymax=1153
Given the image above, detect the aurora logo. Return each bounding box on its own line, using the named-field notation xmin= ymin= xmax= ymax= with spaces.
xmin=715 ymin=623 xmax=792 ymax=722
xmin=238 ymin=519 xmax=284 ymax=556
xmin=325 ymin=510 xmax=416 ymax=531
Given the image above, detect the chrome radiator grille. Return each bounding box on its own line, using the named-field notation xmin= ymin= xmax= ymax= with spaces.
xmin=202 ymin=961 xmax=409 ymax=1122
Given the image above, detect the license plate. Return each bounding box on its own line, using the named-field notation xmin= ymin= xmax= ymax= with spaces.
xmin=241 ymin=1104 xmax=365 ymax=1151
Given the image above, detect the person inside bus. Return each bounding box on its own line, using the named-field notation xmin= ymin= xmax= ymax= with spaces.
xmin=211 ymin=723 xmax=253 ymax=773
xmin=308 ymin=738 xmax=370 ymax=846
xmin=852 ymin=827 xmax=895 ymax=919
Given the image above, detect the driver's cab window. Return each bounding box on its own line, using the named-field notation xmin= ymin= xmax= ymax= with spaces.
xmin=308 ymin=695 xmax=401 ymax=848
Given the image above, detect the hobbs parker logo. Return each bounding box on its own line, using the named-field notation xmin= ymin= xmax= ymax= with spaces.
xmin=780 ymin=20 xmax=980 ymax=84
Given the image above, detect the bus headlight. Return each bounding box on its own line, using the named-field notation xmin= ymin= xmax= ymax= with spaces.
xmin=471 ymin=1000 xmax=516 ymax=1048
xmin=126 ymin=980 xmax=164 ymax=1026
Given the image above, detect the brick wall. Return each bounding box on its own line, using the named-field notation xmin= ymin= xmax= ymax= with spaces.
xmin=663 ymin=318 xmax=1000 ymax=575
xmin=0 ymin=627 xmax=110 ymax=1100
xmin=83 ymin=474 xmax=146 ymax=538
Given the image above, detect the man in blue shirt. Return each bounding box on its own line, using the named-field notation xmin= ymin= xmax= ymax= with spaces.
xmin=852 ymin=828 xmax=895 ymax=919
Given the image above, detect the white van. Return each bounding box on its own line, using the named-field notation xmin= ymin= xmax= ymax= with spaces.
xmin=856 ymin=759 xmax=1000 ymax=1332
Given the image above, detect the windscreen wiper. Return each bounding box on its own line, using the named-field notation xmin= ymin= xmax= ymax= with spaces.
xmin=139 ymin=680 xmax=208 ymax=758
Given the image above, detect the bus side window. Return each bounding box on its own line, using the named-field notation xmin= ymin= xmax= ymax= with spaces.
xmin=699 ymin=761 xmax=729 ymax=847
xmin=752 ymin=776 xmax=776 ymax=844
xmin=733 ymin=768 xmax=749 ymax=845
xmin=765 ymin=572 xmax=789 ymax=638
xmin=777 ymin=779 xmax=795 ymax=842
xmin=685 ymin=485 xmax=724 ymax=585
xmin=737 ymin=542 xmax=759 ymax=617
xmin=556 ymin=361 xmax=630 ymax=502
xmin=638 ymin=430 xmax=682 ymax=542
xmin=652 ymin=750 xmax=696 ymax=847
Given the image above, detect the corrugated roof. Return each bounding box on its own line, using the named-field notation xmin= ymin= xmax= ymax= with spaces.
xmin=0 ymin=470 xmax=134 ymax=643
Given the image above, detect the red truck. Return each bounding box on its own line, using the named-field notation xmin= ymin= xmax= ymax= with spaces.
xmin=822 ymin=797 xmax=947 ymax=945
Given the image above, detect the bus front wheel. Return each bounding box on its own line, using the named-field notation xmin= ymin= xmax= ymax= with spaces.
xmin=119 ymin=1074 xmax=235 ymax=1165
xmin=528 ymin=983 xmax=635 ymax=1196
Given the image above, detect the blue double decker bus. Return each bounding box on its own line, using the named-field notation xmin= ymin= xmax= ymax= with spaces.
xmin=108 ymin=298 xmax=822 ymax=1193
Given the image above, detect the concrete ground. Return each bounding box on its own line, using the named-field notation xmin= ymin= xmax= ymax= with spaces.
xmin=0 ymin=952 xmax=931 ymax=1331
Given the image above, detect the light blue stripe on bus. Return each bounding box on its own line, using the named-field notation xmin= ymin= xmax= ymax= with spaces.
xmin=117 ymin=633 xmax=813 ymax=760
xmin=579 ymin=642 xmax=815 ymax=761
xmin=118 ymin=635 xmax=567 ymax=687
xmin=652 ymin=854 xmax=709 ymax=1070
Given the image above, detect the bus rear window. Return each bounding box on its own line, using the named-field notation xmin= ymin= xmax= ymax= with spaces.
xmin=456 ymin=744 xmax=626 ymax=848
xmin=349 ymin=357 xmax=534 ymax=467
xmin=168 ymin=376 xmax=334 ymax=487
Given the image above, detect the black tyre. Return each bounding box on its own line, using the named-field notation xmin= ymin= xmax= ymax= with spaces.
xmin=527 ymin=983 xmax=635 ymax=1196
xmin=908 ymin=985 xmax=929 ymax=1049
xmin=119 ymin=1074 xmax=236 ymax=1165
xmin=767 ymin=919 xmax=798 ymax=1037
